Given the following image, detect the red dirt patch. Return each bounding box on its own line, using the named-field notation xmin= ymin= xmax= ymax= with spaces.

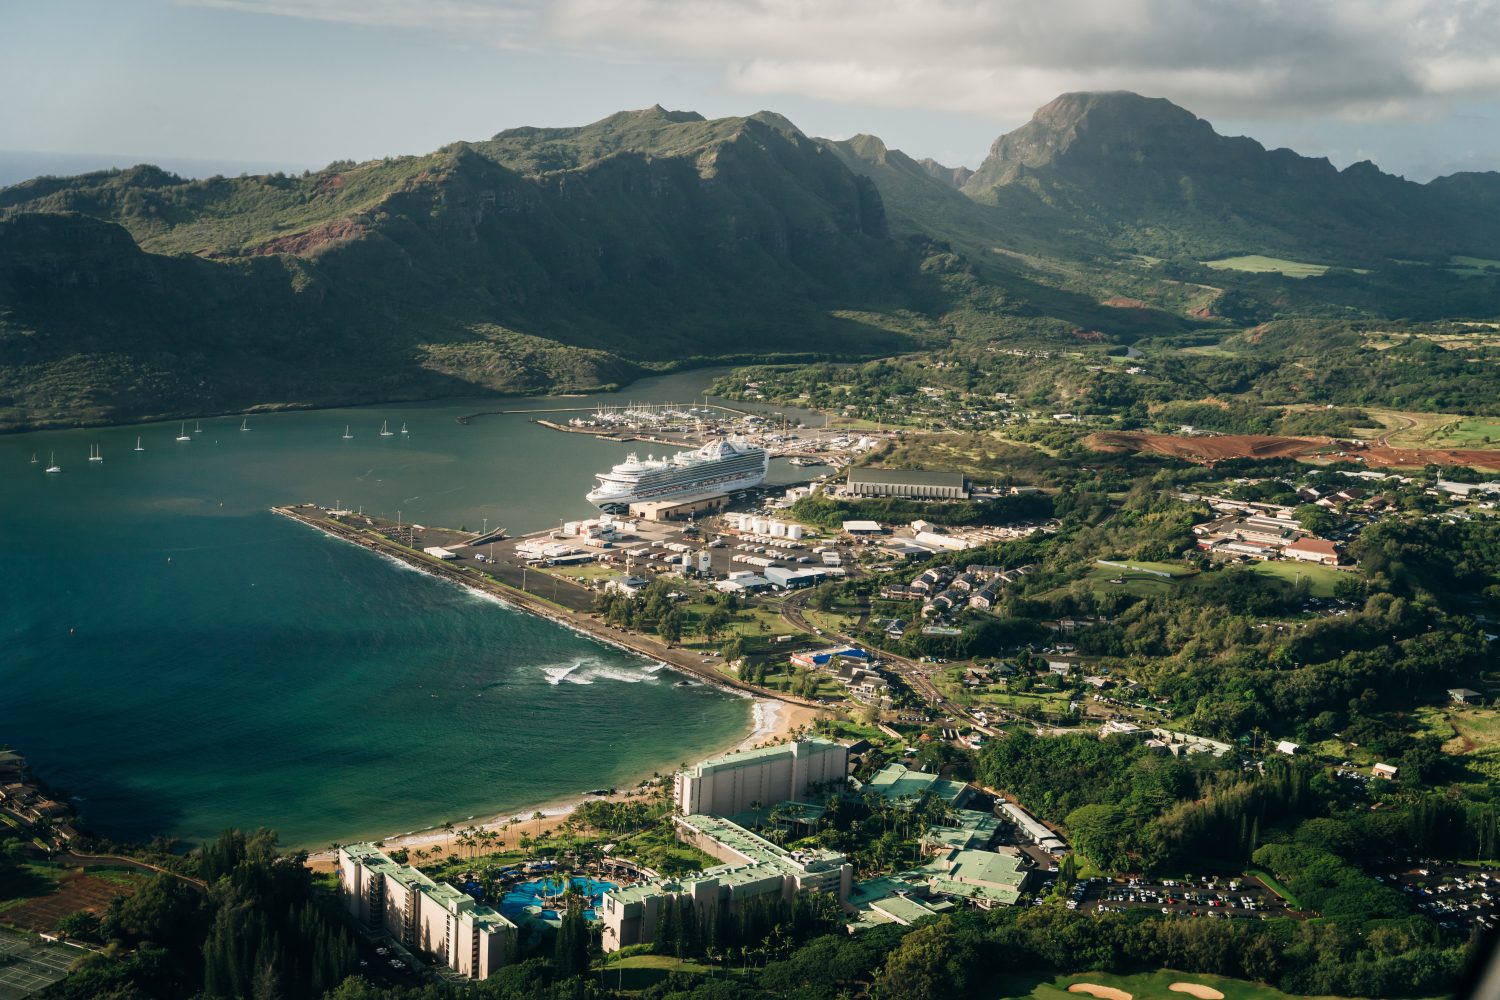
xmin=4 ymin=871 xmax=139 ymax=933
xmin=1088 ymin=432 xmax=1500 ymax=471
xmin=1359 ymin=445 xmax=1500 ymax=472
xmin=1102 ymin=296 xmax=1150 ymax=309
xmin=1071 ymin=329 xmax=1108 ymax=343
xmin=249 ymin=218 xmax=366 ymax=257
xmin=1088 ymin=432 xmax=1329 ymax=463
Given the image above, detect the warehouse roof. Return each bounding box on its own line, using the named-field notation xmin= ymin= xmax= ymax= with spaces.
xmin=846 ymin=468 xmax=965 ymax=488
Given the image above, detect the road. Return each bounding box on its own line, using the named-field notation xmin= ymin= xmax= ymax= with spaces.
xmin=779 ymin=589 xmax=994 ymax=734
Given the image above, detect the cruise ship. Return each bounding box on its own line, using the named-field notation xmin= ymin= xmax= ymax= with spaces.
xmin=586 ymin=439 xmax=769 ymax=511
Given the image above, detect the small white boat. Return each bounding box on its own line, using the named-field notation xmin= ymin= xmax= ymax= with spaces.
xmin=30 ymin=452 xmax=38 ymax=464
xmin=89 ymin=443 xmax=103 ymax=463
xmin=176 ymin=422 xmax=191 ymax=442
xmin=134 ymin=436 xmax=144 ymax=452
xmin=342 ymin=425 xmax=353 ymax=440
xmin=400 ymin=422 xmax=409 ymax=435
xmin=240 ymin=418 xmax=250 ymax=432
xmin=194 ymin=420 xmax=202 ymax=433
xmin=380 ymin=420 xmax=394 ymax=437
xmin=45 ymin=451 xmax=61 ymax=473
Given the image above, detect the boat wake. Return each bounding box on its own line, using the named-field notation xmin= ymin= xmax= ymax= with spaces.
xmin=539 ymin=657 xmax=661 ymax=686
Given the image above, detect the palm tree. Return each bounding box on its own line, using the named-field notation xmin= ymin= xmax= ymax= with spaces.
xmin=533 ymin=810 xmax=546 ymax=842
xmin=442 ymin=820 xmax=455 ymax=855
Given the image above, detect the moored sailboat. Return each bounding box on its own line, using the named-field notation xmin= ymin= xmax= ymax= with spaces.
xmin=176 ymin=422 xmax=191 ymax=442
xmin=45 ymin=451 xmax=61 ymax=473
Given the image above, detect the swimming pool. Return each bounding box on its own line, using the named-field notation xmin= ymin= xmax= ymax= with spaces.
xmin=498 ymin=876 xmax=618 ymax=924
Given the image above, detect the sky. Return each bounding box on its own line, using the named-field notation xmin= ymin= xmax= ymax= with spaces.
xmin=3 ymin=0 xmax=1499 ymax=183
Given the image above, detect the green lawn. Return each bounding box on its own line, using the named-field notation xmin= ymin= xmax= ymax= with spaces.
xmin=1201 ymin=255 xmax=1332 ymax=278
xmin=1084 ymin=565 xmax=1186 ymax=598
xmin=599 ymin=953 xmax=730 ymax=990
xmin=1440 ymin=416 xmax=1500 ymax=447
xmin=1448 ymin=255 xmax=1500 ymax=277
xmin=1242 ymin=561 xmax=1347 ymax=598
xmin=993 ymin=968 xmax=1369 ymax=1000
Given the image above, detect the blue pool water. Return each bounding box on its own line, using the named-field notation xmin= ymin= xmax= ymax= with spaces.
xmin=499 ymin=876 xmax=618 ymax=924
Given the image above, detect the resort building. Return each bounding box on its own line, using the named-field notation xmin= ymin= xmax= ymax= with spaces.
xmin=845 ymin=468 xmax=969 ymax=500
xmin=673 ymin=738 xmax=848 ymax=817
xmin=601 ymin=809 xmax=855 ymax=952
xmin=337 ymin=843 xmax=517 ymax=980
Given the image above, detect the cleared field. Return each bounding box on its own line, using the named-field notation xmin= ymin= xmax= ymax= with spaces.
xmin=2 ymin=869 xmax=144 ymax=934
xmin=1439 ymin=417 xmax=1500 ymax=448
xmin=1201 ymin=255 xmax=1329 ymax=278
xmin=993 ymin=968 xmax=1368 ymax=1000
xmin=1244 ymin=561 xmax=1347 ymax=598
xmin=1448 ymin=255 xmax=1500 ymax=277
xmin=1085 ymin=565 xmax=1185 ymax=598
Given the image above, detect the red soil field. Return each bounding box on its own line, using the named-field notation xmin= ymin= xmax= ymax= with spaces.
xmin=1088 ymin=432 xmax=1500 ymax=471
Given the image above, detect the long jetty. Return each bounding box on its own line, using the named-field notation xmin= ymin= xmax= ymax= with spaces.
xmin=270 ymin=505 xmax=822 ymax=709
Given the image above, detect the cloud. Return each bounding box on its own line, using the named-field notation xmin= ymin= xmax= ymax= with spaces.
xmin=179 ymin=0 xmax=1500 ymax=123
xmin=544 ymin=0 xmax=1500 ymax=122
xmin=180 ymin=0 xmax=543 ymax=44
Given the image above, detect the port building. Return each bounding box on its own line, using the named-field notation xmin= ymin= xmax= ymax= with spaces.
xmin=673 ymin=738 xmax=848 ymax=817
xmin=337 ymin=843 xmax=516 ymax=980
xmin=845 ymin=468 xmax=968 ymax=500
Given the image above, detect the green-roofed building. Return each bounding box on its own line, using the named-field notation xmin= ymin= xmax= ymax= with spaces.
xmin=601 ymin=810 xmax=854 ymax=952
xmin=858 ymin=762 xmax=972 ymax=808
xmin=338 ymin=843 xmax=517 ymax=980
xmin=908 ymin=847 xmax=1029 ymax=909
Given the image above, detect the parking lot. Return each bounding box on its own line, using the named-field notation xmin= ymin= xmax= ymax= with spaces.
xmin=1074 ymin=874 xmax=1294 ymax=919
xmin=0 ymin=929 xmax=75 ymax=1000
xmin=1371 ymin=858 xmax=1500 ymax=935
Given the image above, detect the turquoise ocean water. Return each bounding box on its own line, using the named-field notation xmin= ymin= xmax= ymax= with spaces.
xmin=0 ymin=371 xmax=797 ymax=850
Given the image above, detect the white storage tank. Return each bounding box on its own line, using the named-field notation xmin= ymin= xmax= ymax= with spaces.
xmin=769 ymin=520 xmax=787 ymax=537
xmin=698 ymin=551 xmax=712 ymax=572
xmin=751 ymin=517 xmax=769 ymax=534
xmin=787 ymin=524 xmax=805 ymax=540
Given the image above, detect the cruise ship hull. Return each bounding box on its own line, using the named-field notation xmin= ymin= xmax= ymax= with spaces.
xmin=586 ymin=446 xmax=768 ymax=511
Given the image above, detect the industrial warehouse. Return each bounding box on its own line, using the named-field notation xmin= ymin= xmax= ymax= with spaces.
xmin=844 ymin=468 xmax=969 ymax=500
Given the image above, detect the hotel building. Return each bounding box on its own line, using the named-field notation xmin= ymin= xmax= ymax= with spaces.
xmin=337 ymin=843 xmax=517 ymax=980
xmin=673 ymin=737 xmax=848 ymax=817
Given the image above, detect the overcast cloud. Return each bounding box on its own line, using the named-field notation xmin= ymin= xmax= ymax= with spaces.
xmin=194 ymin=0 xmax=1500 ymax=123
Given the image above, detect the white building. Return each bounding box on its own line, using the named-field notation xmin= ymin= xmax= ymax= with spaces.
xmin=673 ymin=737 xmax=847 ymax=817
xmin=337 ymin=844 xmax=516 ymax=980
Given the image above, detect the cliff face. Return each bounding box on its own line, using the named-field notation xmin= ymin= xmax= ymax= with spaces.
xmin=960 ymin=91 xmax=1500 ymax=261
xmin=0 ymin=109 xmax=921 ymax=429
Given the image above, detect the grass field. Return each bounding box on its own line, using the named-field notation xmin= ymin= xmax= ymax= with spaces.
xmin=1448 ymin=255 xmax=1500 ymax=277
xmin=1243 ymin=561 xmax=1347 ymax=598
xmin=1084 ymin=561 xmax=1194 ymax=598
xmin=1437 ymin=417 xmax=1500 ymax=447
xmin=599 ymin=954 xmax=729 ymax=991
xmin=1201 ymin=255 xmax=1331 ymax=279
xmin=992 ymin=968 xmax=1366 ymax=1000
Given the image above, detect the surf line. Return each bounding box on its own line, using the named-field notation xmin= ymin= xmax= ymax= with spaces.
xmin=269 ymin=505 xmax=789 ymax=707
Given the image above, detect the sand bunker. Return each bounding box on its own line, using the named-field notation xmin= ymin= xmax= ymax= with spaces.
xmin=1067 ymin=985 xmax=1132 ymax=1000
xmin=1169 ymin=985 xmax=1225 ymax=1000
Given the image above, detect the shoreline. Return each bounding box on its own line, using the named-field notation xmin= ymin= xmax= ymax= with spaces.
xmin=274 ymin=505 xmax=826 ymax=871
xmin=303 ymin=697 xmax=818 ymax=871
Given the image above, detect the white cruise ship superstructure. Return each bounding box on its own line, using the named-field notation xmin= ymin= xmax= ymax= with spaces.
xmin=587 ymin=439 xmax=768 ymax=510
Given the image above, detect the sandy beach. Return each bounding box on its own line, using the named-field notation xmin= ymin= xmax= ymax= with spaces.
xmin=305 ymin=697 xmax=821 ymax=872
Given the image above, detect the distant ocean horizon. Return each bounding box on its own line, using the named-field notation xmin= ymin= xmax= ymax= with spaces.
xmin=0 ymin=371 xmax=804 ymax=850
xmin=0 ymin=148 xmax=316 ymax=189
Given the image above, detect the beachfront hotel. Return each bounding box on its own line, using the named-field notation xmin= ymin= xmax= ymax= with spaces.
xmin=673 ymin=736 xmax=848 ymax=816
xmin=337 ymin=843 xmax=517 ymax=980
xmin=602 ymin=738 xmax=854 ymax=952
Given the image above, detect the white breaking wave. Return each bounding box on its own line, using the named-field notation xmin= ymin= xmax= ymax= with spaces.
xmin=539 ymin=657 xmax=661 ymax=686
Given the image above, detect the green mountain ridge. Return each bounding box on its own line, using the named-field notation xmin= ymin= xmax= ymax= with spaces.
xmin=2 ymin=94 xmax=1499 ymax=430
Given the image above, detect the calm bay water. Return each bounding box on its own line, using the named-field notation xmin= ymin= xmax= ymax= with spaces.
xmin=0 ymin=371 xmax=792 ymax=850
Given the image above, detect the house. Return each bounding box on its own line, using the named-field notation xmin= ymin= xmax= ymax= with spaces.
xmin=882 ymin=585 xmax=920 ymax=601
xmin=1449 ymin=687 xmax=1483 ymax=705
xmin=968 ymin=584 xmax=1002 ymax=611
xmin=605 ymin=574 xmax=649 ymax=596
xmin=1372 ymin=762 xmax=1399 ymax=780
xmin=1283 ymin=537 xmax=1340 ymax=566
